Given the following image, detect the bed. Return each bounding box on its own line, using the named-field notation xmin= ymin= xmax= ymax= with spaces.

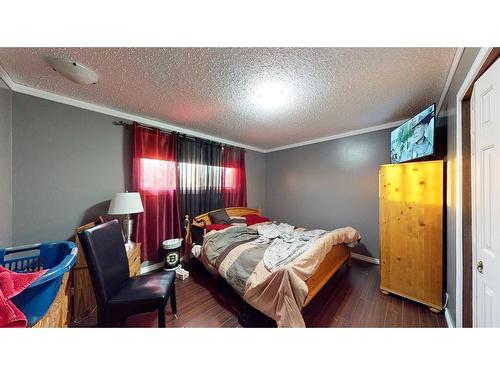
xmin=184 ymin=207 xmax=361 ymax=327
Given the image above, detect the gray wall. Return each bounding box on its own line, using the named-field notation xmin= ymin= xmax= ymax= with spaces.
xmin=0 ymin=78 xmax=12 ymax=247
xmin=437 ymin=47 xmax=480 ymax=326
xmin=265 ymin=128 xmax=392 ymax=259
xmin=245 ymin=149 xmax=266 ymax=211
xmin=12 ymin=93 xmax=132 ymax=245
xmin=11 ymin=93 xmax=267 ymax=245
xmin=8 ymin=49 xmax=480 ymax=324
xmin=262 ymin=48 xmax=481 ymax=324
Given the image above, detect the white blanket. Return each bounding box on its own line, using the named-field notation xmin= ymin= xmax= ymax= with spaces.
xmin=252 ymin=222 xmax=295 ymax=244
xmin=191 ymin=244 xmax=202 ymax=258
xmin=256 ymin=223 xmax=327 ymax=271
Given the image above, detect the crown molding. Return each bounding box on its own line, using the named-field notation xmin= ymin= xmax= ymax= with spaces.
xmin=264 ymin=118 xmax=407 ymax=153
xmin=0 ymin=64 xmax=16 ymax=88
xmin=2 ymin=61 xmax=447 ymax=154
xmin=14 ymin=82 xmax=267 ymax=153
xmin=0 ymin=63 xmax=266 ymax=153
xmin=436 ymin=47 xmax=464 ymax=114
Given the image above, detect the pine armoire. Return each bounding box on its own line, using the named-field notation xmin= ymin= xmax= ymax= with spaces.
xmin=379 ymin=160 xmax=444 ymax=312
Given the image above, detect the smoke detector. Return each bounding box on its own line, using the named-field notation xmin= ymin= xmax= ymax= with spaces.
xmin=46 ymin=57 xmax=98 ymax=85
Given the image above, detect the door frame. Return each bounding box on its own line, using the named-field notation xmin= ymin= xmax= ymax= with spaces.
xmin=455 ymin=47 xmax=498 ymax=328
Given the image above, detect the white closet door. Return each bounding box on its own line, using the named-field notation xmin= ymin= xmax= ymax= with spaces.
xmin=472 ymin=58 xmax=500 ymax=327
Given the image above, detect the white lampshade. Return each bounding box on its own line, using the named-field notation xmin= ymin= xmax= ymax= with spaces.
xmin=108 ymin=192 xmax=144 ymax=215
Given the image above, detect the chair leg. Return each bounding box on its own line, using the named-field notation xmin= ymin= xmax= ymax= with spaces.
xmin=170 ymin=284 xmax=178 ymax=319
xmin=158 ymin=304 xmax=166 ymax=328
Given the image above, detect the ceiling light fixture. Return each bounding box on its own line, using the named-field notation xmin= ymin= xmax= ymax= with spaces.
xmin=46 ymin=57 xmax=99 ymax=85
xmin=251 ymin=81 xmax=291 ymax=112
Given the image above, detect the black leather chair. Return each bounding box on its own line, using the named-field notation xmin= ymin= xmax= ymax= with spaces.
xmin=78 ymin=220 xmax=177 ymax=327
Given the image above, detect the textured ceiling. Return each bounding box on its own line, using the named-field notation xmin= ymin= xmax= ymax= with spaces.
xmin=0 ymin=48 xmax=456 ymax=150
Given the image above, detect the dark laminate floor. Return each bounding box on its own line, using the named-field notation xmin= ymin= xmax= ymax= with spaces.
xmin=79 ymin=259 xmax=447 ymax=328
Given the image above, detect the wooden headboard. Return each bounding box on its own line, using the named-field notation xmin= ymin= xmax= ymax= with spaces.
xmin=184 ymin=207 xmax=262 ymax=247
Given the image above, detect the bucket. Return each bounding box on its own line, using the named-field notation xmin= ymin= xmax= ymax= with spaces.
xmin=162 ymin=238 xmax=182 ymax=270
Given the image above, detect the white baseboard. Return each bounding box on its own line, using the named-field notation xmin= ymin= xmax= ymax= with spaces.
xmin=351 ymin=252 xmax=380 ymax=265
xmin=140 ymin=261 xmax=164 ymax=274
xmin=444 ymin=308 xmax=455 ymax=328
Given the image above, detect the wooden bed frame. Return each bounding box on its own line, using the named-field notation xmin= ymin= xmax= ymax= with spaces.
xmin=184 ymin=207 xmax=352 ymax=308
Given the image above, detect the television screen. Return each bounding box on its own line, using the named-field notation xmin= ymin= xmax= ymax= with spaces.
xmin=390 ymin=103 xmax=435 ymax=163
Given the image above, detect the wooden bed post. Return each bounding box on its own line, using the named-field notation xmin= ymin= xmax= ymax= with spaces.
xmin=183 ymin=214 xmax=191 ymax=260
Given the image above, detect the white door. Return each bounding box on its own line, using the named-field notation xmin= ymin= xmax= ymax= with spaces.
xmin=472 ymin=58 xmax=500 ymax=327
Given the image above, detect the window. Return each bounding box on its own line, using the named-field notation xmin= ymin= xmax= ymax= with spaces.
xmin=178 ymin=162 xmax=235 ymax=190
xmin=140 ymin=158 xmax=176 ymax=192
xmin=224 ymin=166 xmax=235 ymax=189
xmin=140 ymin=158 xmax=235 ymax=191
xmin=178 ymin=162 xmax=222 ymax=190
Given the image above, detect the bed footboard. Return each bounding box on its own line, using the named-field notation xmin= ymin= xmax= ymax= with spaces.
xmin=304 ymin=244 xmax=351 ymax=306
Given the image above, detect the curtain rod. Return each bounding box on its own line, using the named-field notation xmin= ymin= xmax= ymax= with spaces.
xmin=112 ymin=120 xmax=240 ymax=149
xmin=113 ymin=121 xmax=160 ymax=133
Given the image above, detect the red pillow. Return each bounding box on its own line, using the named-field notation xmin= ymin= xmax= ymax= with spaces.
xmin=205 ymin=224 xmax=231 ymax=232
xmin=243 ymin=214 xmax=271 ymax=226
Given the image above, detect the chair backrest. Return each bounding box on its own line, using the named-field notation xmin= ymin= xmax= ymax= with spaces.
xmin=78 ymin=220 xmax=130 ymax=305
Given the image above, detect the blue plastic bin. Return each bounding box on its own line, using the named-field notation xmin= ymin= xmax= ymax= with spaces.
xmin=0 ymin=241 xmax=78 ymax=326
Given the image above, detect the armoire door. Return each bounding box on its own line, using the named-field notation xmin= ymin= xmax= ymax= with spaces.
xmin=379 ymin=161 xmax=443 ymax=310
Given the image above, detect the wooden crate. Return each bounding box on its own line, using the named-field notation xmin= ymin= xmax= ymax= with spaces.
xmin=379 ymin=160 xmax=444 ymax=311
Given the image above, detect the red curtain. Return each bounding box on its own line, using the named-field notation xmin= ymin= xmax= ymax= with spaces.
xmin=222 ymin=146 xmax=247 ymax=207
xmin=132 ymin=125 xmax=181 ymax=261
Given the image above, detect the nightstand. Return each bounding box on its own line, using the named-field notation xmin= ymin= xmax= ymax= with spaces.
xmin=126 ymin=242 xmax=142 ymax=276
xmin=73 ymin=221 xmax=141 ymax=322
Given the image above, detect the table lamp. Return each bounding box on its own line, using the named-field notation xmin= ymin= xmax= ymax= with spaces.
xmin=108 ymin=192 xmax=144 ymax=243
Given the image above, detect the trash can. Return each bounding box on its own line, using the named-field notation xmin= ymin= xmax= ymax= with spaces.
xmin=162 ymin=238 xmax=182 ymax=271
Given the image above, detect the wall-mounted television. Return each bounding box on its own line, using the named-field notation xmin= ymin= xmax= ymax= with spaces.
xmin=390 ymin=103 xmax=435 ymax=163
